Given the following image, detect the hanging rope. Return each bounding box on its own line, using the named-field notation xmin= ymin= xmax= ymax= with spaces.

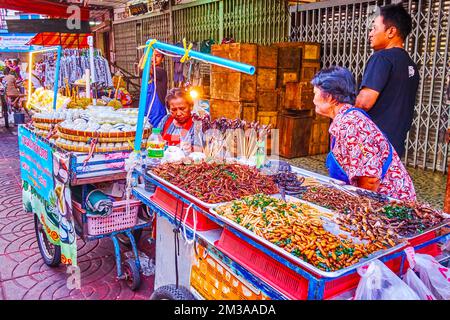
xmin=139 ymin=39 xmax=157 ymax=71
xmin=182 ymin=203 xmax=197 ymax=246
xmin=124 ymin=151 xmax=141 ymax=218
xmin=180 ymin=38 xmax=193 ymax=63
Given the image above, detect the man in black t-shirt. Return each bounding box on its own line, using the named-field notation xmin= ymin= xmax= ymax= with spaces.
xmin=355 ymin=4 xmax=419 ymax=158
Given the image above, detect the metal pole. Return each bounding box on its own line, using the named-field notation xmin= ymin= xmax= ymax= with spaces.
xmin=52 ymin=46 xmax=62 ymax=111
xmin=133 ymin=39 xmax=256 ymax=152
xmin=413 ymin=0 xmax=430 ymax=168
xmin=433 ymin=2 xmax=450 ymax=172
xmin=424 ymin=0 xmax=442 ymax=171
xmin=134 ymin=40 xmax=153 ymax=152
xmin=88 ymin=35 xmax=97 ymax=105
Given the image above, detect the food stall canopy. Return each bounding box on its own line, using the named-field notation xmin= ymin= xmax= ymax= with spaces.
xmin=26 ymin=32 xmax=92 ymax=49
xmin=0 ymin=33 xmax=43 ymax=52
xmin=0 ymin=0 xmax=90 ymax=20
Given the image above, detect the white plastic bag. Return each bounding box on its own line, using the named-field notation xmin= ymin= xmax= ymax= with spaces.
xmin=405 ymin=247 xmax=450 ymax=300
xmin=403 ymin=268 xmax=436 ymax=300
xmin=354 ymin=259 xmax=420 ymax=300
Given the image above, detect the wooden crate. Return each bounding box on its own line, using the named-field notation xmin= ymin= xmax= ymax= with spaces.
xmin=277 ymin=68 xmax=300 ymax=88
xmin=210 ymin=99 xmax=242 ymax=120
xmin=257 ymin=111 xmax=278 ymax=128
xmin=309 ymin=116 xmax=331 ymax=155
xmin=284 ymin=82 xmax=314 ymax=110
xmin=300 ymin=61 xmax=321 ymax=82
xmin=278 ymin=110 xmax=313 ymax=158
xmin=257 ymin=68 xmax=277 ymax=91
xmin=210 ymin=72 xmax=257 ymax=102
xmin=273 ymin=41 xmax=321 ymax=61
xmin=277 ymin=46 xmax=302 ymax=70
xmin=257 ymin=45 xmax=278 ymax=68
xmin=242 ymin=103 xmax=257 ymax=122
xmin=209 ymin=99 xmax=257 ymax=122
xmin=211 ymin=43 xmax=257 ymax=73
xmin=257 ymin=90 xmax=278 ymax=111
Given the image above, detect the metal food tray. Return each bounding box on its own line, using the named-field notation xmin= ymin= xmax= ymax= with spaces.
xmin=336 ymin=184 xmax=450 ymax=240
xmin=398 ymin=218 xmax=450 ymax=241
xmin=146 ymin=170 xmax=231 ymax=209
xmin=294 ymin=182 xmax=450 ymax=242
xmin=209 ymin=196 xmax=407 ymax=278
xmin=291 ymin=166 xmax=346 ymax=185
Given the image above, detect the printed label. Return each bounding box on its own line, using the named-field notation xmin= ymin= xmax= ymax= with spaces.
xmin=147 ymin=141 xmax=165 ymax=158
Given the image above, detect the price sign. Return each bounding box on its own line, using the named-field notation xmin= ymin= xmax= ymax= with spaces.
xmin=128 ymin=2 xmax=148 ymax=16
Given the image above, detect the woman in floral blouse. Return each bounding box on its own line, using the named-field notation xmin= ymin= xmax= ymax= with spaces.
xmin=311 ymin=66 xmax=416 ymax=201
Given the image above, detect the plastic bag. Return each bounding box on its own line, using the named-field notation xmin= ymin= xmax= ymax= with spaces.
xmin=405 ymin=247 xmax=450 ymax=300
xmin=403 ymin=268 xmax=436 ymax=300
xmin=354 ymin=259 xmax=420 ymax=300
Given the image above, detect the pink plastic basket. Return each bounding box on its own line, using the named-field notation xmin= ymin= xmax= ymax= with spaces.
xmin=73 ymin=199 xmax=141 ymax=236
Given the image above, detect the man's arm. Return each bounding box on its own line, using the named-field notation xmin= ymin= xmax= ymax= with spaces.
xmin=357 ymin=54 xmax=392 ymax=112
xmin=355 ymin=87 xmax=380 ymax=112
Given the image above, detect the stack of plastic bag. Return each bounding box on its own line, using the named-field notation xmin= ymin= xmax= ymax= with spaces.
xmin=354 ymin=259 xmax=420 ymax=300
xmin=404 ymin=247 xmax=450 ymax=300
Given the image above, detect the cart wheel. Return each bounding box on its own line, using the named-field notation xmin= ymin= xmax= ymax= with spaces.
xmin=123 ymin=259 xmax=141 ymax=291
xmin=150 ymin=285 xmax=195 ymax=300
xmin=34 ymin=214 xmax=61 ymax=267
xmin=116 ymin=229 xmax=143 ymax=248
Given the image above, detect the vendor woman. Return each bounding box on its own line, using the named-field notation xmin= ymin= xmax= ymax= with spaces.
xmin=311 ymin=66 xmax=416 ymax=201
xmin=157 ymin=87 xmax=196 ymax=152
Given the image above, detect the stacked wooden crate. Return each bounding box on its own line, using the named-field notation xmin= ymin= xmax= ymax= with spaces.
xmin=210 ymin=43 xmax=258 ymax=122
xmin=273 ymin=42 xmax=329 ymax=157
xmin=210 ymin=41 xmax=327 ymax=157
xmin=210 ymin=43 xmax=279 ymax=128
xmin=255 ymin=45 xmax=279 ymax=128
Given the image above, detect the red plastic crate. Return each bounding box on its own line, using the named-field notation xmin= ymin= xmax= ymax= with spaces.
xmin=214 ymin=228 xmax=445 ymax=300
xmin=150 ymin=187 xmax=219 ymax=231
xmin=216 ymin=228 xmax=370 ymax=299
xmin=384 ymin=231 xmax=442 ymax=274
xmin=215 ymin=228 xmax=310 ymax=299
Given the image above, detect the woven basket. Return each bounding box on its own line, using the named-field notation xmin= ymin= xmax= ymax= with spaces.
xmin=32 ymin=117 xmax=64 ymax=124
xmin=57 ymin=124 xmax=151 ymax=138
xmin=34 ymin=123 xmax=53 ymax=130
xmin=55 ymin=141 xmax=146 ymax=153
xmin=58 ymin=131 xmax=149 ymax=143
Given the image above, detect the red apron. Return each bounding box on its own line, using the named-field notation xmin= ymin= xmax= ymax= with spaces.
xmin=162 ymin=116 xmax=194 ymax=146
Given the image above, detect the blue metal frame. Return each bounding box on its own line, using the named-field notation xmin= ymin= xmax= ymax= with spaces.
xmin=134 ymin=169 xmax=449 ymax=300
xmin=20 ymin=128 xmax=150 ymax=282
xmin=0 ymin=45 xmax=62 ymax=110
xmin=133 ymin=39 xmax=255 ymax=152
xmin=132 ymin=187 xmax=286 ymax=300
xmin=75 ymin=183 xmax=151 ymax=278
xmin=52 ymin=46 xmax=62 ymax=110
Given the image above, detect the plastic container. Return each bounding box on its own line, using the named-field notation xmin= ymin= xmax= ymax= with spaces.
xmin=14 ymin=112 xmax=25 ymax=124
xmin=145 ymin=127 xmax=165 ymax=192
xmin=72 ymin=199 xmax=141 ymax=236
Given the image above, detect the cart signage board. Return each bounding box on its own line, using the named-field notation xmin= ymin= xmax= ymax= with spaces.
xmin=18 ymin=125 xmax=54 ymax=201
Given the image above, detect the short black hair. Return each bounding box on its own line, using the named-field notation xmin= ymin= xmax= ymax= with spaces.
xmin=379 ymin=3 xmax=412 ymax=40
xmin=3 ymin=67 xmax=10 ymax=75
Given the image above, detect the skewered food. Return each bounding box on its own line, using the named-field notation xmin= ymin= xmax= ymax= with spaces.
xmin=215 ymin=194 xmax=395 ymax=272
xmin=150 ymin=162 xmax=279 ymax=203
